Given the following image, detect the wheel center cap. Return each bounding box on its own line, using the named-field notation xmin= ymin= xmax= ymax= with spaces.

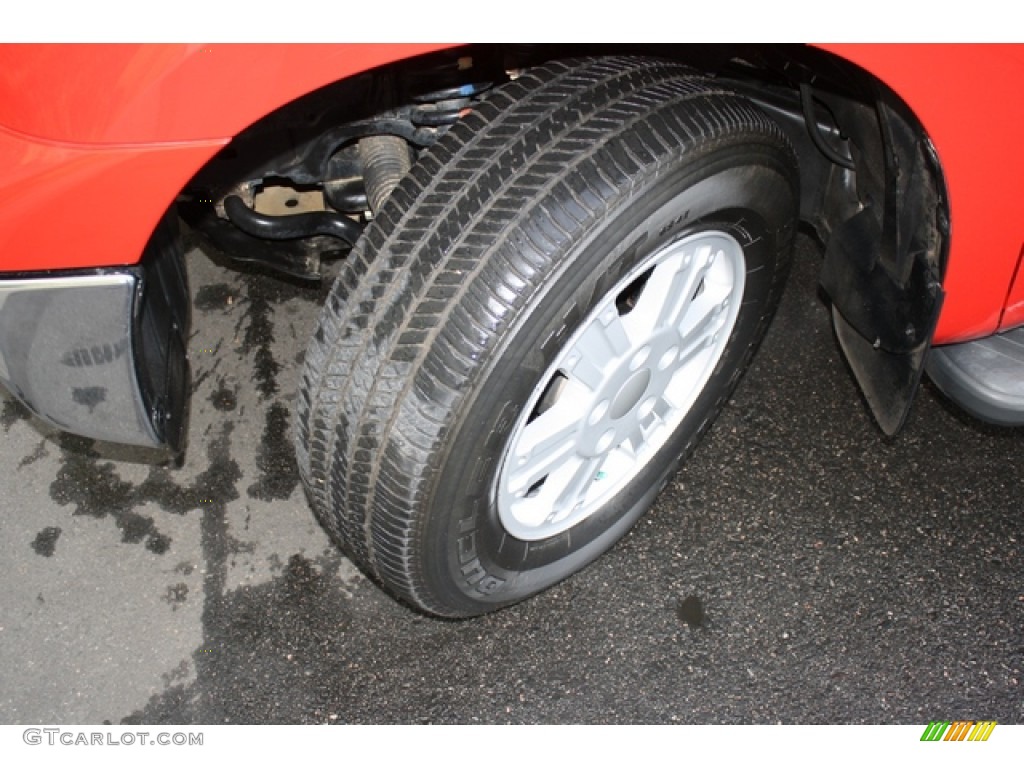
xmin=610 ymin=368 xmax=651 ymax=420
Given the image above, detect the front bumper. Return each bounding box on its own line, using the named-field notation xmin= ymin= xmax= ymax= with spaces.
xmin=0 ymin=214 xmax=190 ymax=451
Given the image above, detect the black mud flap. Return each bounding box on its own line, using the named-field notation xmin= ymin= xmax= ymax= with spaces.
xmin=134 ymin=212 xmax=191 ymax=454
xmin=831 ymin=303 xmax=941 ymax=435
xmin=819 ymin=102 xmax=947 ymax=436
xmin=821 ymin=207 xmax=945 ymax=435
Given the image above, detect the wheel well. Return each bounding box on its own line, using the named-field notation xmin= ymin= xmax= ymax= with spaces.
xmin=179 ymin=43 xmax=948 ymax=434
xmin=180 ymin=43 xmax=946 ymax=255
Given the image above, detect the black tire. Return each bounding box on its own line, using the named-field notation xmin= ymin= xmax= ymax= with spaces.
xmin=295 ymin=57 xmax=799 ymax=617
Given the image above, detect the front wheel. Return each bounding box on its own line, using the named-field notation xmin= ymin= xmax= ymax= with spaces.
xmin=296 ymin=57 xmax=799 ymax=617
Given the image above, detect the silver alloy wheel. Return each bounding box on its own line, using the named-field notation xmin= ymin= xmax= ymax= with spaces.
xmin=496 ymin=230 xmax=746 ymax=541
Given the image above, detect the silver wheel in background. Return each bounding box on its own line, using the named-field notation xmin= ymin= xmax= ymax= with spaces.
xmin=497 ymin=231 xmax=745 ymax=541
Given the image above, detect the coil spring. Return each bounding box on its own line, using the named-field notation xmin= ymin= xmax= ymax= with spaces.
xmin=409 ymin=82 xmax=493 ymax=128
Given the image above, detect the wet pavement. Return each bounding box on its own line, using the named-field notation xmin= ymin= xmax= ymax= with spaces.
xmin=1 ymin=232 xmax=1021 ymax=724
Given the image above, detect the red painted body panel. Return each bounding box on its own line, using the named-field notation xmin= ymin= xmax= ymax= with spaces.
xmin=0 ymin=43 xmax=450 ymax=273
xmin=1001 ymin=246 xmax=1024 ymax=330
xmin=0 ymin=44 xmax=450 ymax=144
xmin=820 ymin=44 xmax=1024 ymax=344
xmin=0 ymin=124 xmax=225 ymax=271
xmin=0 ymin=44 xmax=1021 ymax=343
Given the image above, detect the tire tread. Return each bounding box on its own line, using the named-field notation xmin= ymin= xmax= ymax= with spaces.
xmin=296 ymin=56 xmax=795 ymax=614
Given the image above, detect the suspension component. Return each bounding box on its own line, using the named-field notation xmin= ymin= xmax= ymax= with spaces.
xmin=223 ymin=195 xmax=362 ymax=244
xmin=409 ymin=82 xmax=493 ymax=127
xmin=357 ymin=135 xmax=413 ymax=215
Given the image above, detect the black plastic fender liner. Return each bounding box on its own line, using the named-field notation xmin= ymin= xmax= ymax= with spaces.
xmin=133 ymin=211 xmax=191 ymax=454
xmin=817 ymin=98 xmax=948 ymax=435
xmin=733 ymin=56 xmax=948 ymax=436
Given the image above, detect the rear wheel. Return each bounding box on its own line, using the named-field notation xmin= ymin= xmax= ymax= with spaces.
xmin=296 ymin=57 xmax=799 ymax=617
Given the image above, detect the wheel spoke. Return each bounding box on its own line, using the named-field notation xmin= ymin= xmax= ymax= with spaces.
xmin=627 ymin=243 xmax=709 ymax=337
xmin=507 ymin=421 xmax=580 ymax=495
xmin=507 ymin=384 xmax=588 ymax=495
xmin=674 ymin=299 xmax=728 ymax=370
xmin=563 ymin=350 xmax=606 ymax=392
xmin=651 ymin=395 xmax=672 ymax=422
xmin=636 ymin=397 xmax=672 ymax=445
xmin=624 ymin=423 xmax=646 ymax=456
xmin=548 ymin=454 xmax=607 ymax=517
xmin=566 ymin=308 xmax=633 ymax=383
xmin=591 ymin=309 xmax=634 ymax=357
xmin=656 ymin=245 xmax=712 ymax=332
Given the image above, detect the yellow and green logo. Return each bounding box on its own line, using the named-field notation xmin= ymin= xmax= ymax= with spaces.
xmin=920 ymin=721 xmax=997 ymax=742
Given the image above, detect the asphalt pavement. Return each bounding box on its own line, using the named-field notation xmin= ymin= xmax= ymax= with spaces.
xmin=1 ymin=232 xmax=1021 ymax=724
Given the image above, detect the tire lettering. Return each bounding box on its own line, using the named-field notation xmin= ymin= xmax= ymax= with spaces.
xmin=456 ymin=527 xmax=506 ymax=595
xmin=658 ymin=210 xmax=690 ymax=238
xmin=470 ymin=455 xmax=495 ymax=486
xmin=493 ymin=402 xmax=518 ymax=439
xmin=476 ymin=576 xmax=504 ymax=595
xmin=457 ymin=531 xmax=476 ymax=563
xmin=461 ymin=559 xmax=486 ymax=585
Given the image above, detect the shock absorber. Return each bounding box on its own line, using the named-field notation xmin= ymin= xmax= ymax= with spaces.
xmin=357 ymin=135 xmax=413 ymax=216
xmin=356 ymin=81 xmax=492 ymax=216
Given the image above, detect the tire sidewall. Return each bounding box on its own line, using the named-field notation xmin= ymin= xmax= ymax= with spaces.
xmin=420 ymin=144 xmax=797 ymax=614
